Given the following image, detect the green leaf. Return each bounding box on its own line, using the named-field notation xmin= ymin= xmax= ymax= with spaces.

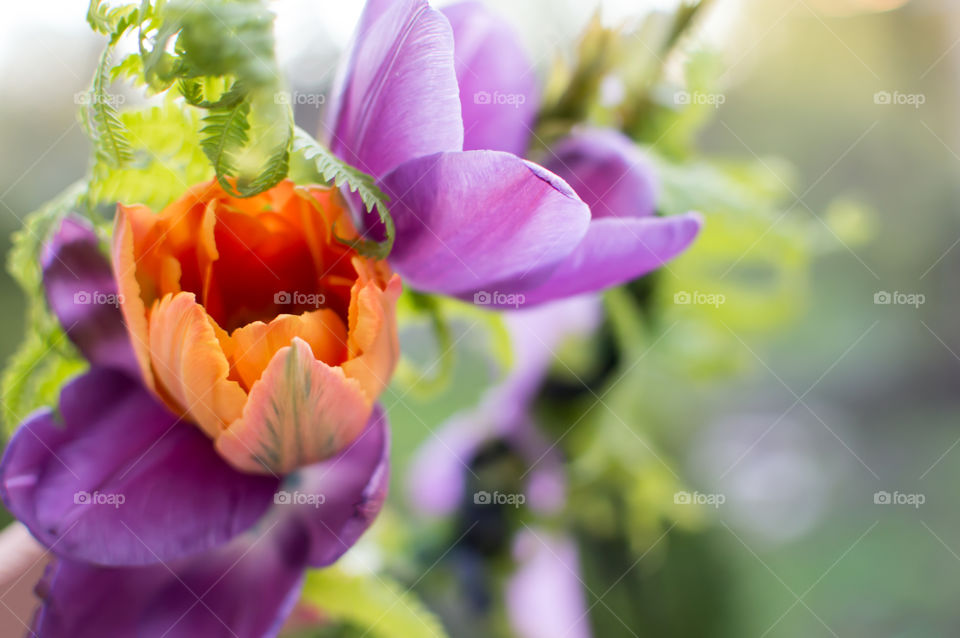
xmin=292 ymin=128 xmax=394 ymax=259
xmin=1 ymin=326 xmax=87 ymax=438
xmin=87 ymin=47 xmax=134 ymax=168
xmin=88 ymin=99 xmax=212 ymax=211
xmin=197 ymin=95 xmax=292 ymax=198
xmin=86 ymin=0 xmax=143 ymax=44
xmin=3 ymin=184 xmax=90 ymax=436
xmin=301 ymin=568 xmax=449 ymax=638
xmin=238 ymin=134 xmax=291 ymax=195
xmin=199 ymin=98 xmax=252 ymax=191
xmin=142 ymin=0 xmax=277 ymax=91
xmin=86 ymin=0 xmax=293 ymax=200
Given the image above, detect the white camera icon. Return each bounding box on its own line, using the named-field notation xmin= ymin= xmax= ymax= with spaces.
xmin=873 ymin=491 xmax=891 ymax=504
xmin=274 ymin=291 xmax=292 ymax=304
xmin=474 ymin=490 xmax=492 ymax=504
xmin=473 ymin=91 xmax=491 ymax=105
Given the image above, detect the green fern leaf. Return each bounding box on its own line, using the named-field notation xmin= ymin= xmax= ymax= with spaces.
xmin=3 ymin=184 xmax=89 ymax=436
xmin=89 ymin=47 xmax=134 ymax=167
xmin=236 ymin=136 xmax=291 ymax=196
xmin=292 ymin=128 xmax=395 ymax=259
xmin=199 ymin=98 xmax=252 ymax=192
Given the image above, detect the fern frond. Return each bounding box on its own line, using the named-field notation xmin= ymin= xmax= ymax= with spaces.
xmin=89 ymin=47 xmax=134 ymax=167
xmin=179 ymin=79 xmax=246 ymax=110
xmin=237 ymin=136 xmax=291 ymax=196
xmin=3 ymin=184 xmax=89 ymax=435
xmin=292 ymin=128 xmax=395 ymax=259
xmin=199 ymin=98 xmax=251 ymax=192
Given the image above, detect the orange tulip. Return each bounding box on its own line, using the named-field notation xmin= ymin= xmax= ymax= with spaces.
xmin=112 ymin=179 xmax=401 ymax=474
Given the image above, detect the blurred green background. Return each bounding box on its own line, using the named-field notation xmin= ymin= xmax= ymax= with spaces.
xmin=3 ymin=0 xmax=960 ymax=636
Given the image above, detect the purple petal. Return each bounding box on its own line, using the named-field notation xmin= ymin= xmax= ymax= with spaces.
xmin=380 ymin=151 xmax=591 ymax=297
xmin=517 ymin=213 xmax=703 ymax=306
xmin=41 ymin=216 xmax=138 ymax=375
xmin=273 ymin=405 xmax=390 ymax=567
xmin=507 ymin=529 xmax=593 ymax=638
xmin=442 ymin=1 xmax=539 ymax=156
xmin=543 ymin=128 xmax=659 ymax=219
xmin=323 ymin=0 xmax=463 ymax=178
xmin=0 ymin=368 xmax=279 ymax=567
xmin=33 ymin=531 xmax=304 ymax=638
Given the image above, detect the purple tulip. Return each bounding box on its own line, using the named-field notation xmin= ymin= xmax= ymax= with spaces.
xmin=0 ymin=218 xmax=390 ymax=636
xmin=323 ymin=0 xmax=702 ymax=308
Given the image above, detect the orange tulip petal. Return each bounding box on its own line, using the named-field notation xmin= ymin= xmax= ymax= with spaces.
xmin=227 ymin=309 xmax=349 ymax=390
xmin=147 ymin=292 xmax=248 ymax=438
xmin=112 ymin=204 xmax=158 ymax=390
xmin=342 ymin=267 xmax=402 ymax=401
xmin=215 ymin=337 xmax=372 ymax=474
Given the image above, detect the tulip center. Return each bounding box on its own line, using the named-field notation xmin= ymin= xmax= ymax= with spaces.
xmin=191 ymin=205 xmax=355 ymax=333
xmin=131 ymin=182 xmax=361 ymax=337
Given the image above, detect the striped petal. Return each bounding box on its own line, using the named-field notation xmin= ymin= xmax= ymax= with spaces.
xmin=215 ymin=338 xmax=372 ymax=474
